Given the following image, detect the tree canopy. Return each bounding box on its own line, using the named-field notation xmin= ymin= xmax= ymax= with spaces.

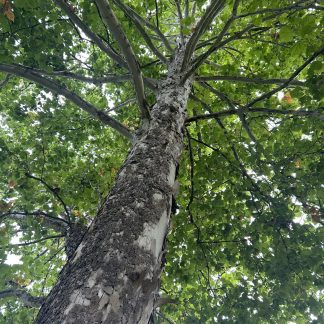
xmin=0 ymin=0 xmax=323 ymax=322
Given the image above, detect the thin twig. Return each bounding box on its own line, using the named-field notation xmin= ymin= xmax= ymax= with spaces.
xmin=25 ymin=173 xmax=71 ymax=222
xmin=1 ymin=234 xmax=64 ymax=248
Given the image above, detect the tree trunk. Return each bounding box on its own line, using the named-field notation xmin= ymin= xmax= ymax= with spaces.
xmin=36 ymin=47 xmax=191 ymax=323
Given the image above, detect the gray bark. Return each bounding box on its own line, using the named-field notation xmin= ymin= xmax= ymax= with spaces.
xmin=36 ymin=46 xmax=192 ymax=323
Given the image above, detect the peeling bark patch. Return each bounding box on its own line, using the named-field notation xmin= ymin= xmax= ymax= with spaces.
xmin=87 ymin=268 xmax=103 ymax=288
xmin=71 ymin=242 xmax=85 ymax=263
xmin=64 ymin=289 xmax=90 ymax=316
xmin=135 ymin=210 xmax=169 ymax=260
xmin=153 ymin=192 xmax=163 ymax=201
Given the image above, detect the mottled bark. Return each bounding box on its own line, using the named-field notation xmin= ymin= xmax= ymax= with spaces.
xmin=36 ymin=46 xmax=191 ymax=323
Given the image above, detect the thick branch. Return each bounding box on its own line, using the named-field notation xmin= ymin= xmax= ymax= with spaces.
xmin=236 ymin=0 xmax=317 ymax=19
xmin=0 ymin=64 xmax=134 ymax=141
xmin=34 ymin=68 xmax=157 ymax=90
xmin=0 ymin=289 xmax=45 ymax=307
xmin=182 ymin=0 xmax=225 ymax=69
xmin=174 ymin=0 xmax=184 ymax=42
xmin=113 ymin=0 xmax=172 ymax=53
xmin=195 ymin=75 xmax=306 ymax=87
xmin=53 ymin=0 xmax=127 ymax=69
xmin=186 ymin=107 xmax=324 ymax=123
xmin=245 ymin=47 xmax=324 ymax=108
xmin=39 ymin=70 xmax=132 ymax=84
xmin=1 ymin=211 xmax=69 ymax=233
xmin=95 ymin=0 xmax=150 ymax=120
xmin=113 ymin=0 xmax=167 ymax=63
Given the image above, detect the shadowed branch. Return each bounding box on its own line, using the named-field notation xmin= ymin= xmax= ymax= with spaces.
xmin=0 ymin=63 xmax=134 ymax=141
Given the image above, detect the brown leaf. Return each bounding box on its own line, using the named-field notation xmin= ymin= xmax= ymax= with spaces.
xmin=8 ymin=179 xmax=17 ymax=189
xmin=282 ymin=91 xmax=293 ymax=104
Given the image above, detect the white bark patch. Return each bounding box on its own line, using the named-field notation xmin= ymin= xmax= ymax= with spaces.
xmin=138 ymin=142 xmax=147 ymax=150
xmin=136 ymin=202 xmax=145 ymax=208
xmin=110 ymin=290 xmax=121 ymax=312
xmin=118 ymin=168 xmax=126 ymax=179
xmin=168 ymin=164 xmax=176 ymax=186
xmin=71 ymin=242 xmax=85 ymax=264
xmin=101 ymin=289 xmax=121 ymax=322
xmin=86 ymin=268 xmax=103 ymax=288
xmin=102 ymin=304 xmax=112 ymax=322
xmin=64 ymin=289 xmax=90 ymax=316
xmin=98 ymin=290 xmax=110 ymax=310
xmin=135 ymin=210 xmax=168 ymax=260
xmin=153 ymin=193 xmax=163 ymax=201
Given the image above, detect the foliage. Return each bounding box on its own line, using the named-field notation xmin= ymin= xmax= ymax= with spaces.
xmin=0 ymin=0 xmax=323 ymax=322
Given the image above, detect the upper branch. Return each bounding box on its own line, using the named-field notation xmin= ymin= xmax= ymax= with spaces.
xmin=113 ymin=0 xmax=167 ymax=63
xmin=196 ymin=75 xmax=306 ymax=87
xmin=236 ymin=0 xmax=318 ymax=19
xmin=174 ymin=0 xmax=184 ymax=42
xmin=53 ymin=0 xmax=127 ymax=69
xmin=25 ymin=172 xmax=70 ymax=222
xmin=0 ymin=64 xmax=134 ymax=141
xmin=182 ymin=0 xmax=225 ymax=70
xmin=182 ymin=24 xmax=254 ymax=82
xmin=37 ymin=70 xmax=132 ymax=84
xmin=2 ymin=234 xmax=64 ymax=248
xmin=245 ymin=47 xmax=324 ymax=108
xmin=95 ymin=0 xmax=150 ymax=121
xmin=0 ymin=73 xmax=12 ymax=88
xmin=1 ymin=210 xmax=69 ymax=233
xmin=112 ymin=0 xmax=172 ymax=53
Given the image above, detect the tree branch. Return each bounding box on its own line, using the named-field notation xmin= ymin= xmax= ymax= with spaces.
xmin=0 ymin=64 xmax=134 ymax=141
xmin=195 ymin=75 xmax=306 ymax=87
xmin=1 ymin=234 xmax=64 ymax=248
xmin=52 ymin=0 xmax=127 ymax=69
xmin=245 ymin=47 xmax=324 ymax=108
xmin=0 ymin=288 xmax=45 ymax=308
xmin=113 ymin=0 xmax=167 ymax=63
xmin=182 ymin=24 xmax=254 ymax=81
xmin=38 ymin=70 xmax=132 ymax=84
xmin=186 ymin=107 xmax=324 ymax=123
xmin=236 ymin=0 xmax=317 ymax=19
xmin=182 ymin=0 xmax=225 ymax=69
xmin=33 ymin=68 xmax=157 ymax=90
xmin=174 ymin=0 xmax=184 ymax=42
xmin=112 ymin=0 xmax=172 ymax=53
xmin=25 ymin=172 xmax=70 ymax=222
xmin=1 ymin=211 xmax=69 ymax=233
xmin=0 ymin=73 xmax=12 ymax=88
xmin=95 ymin=0 xmax=150 ymax=121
